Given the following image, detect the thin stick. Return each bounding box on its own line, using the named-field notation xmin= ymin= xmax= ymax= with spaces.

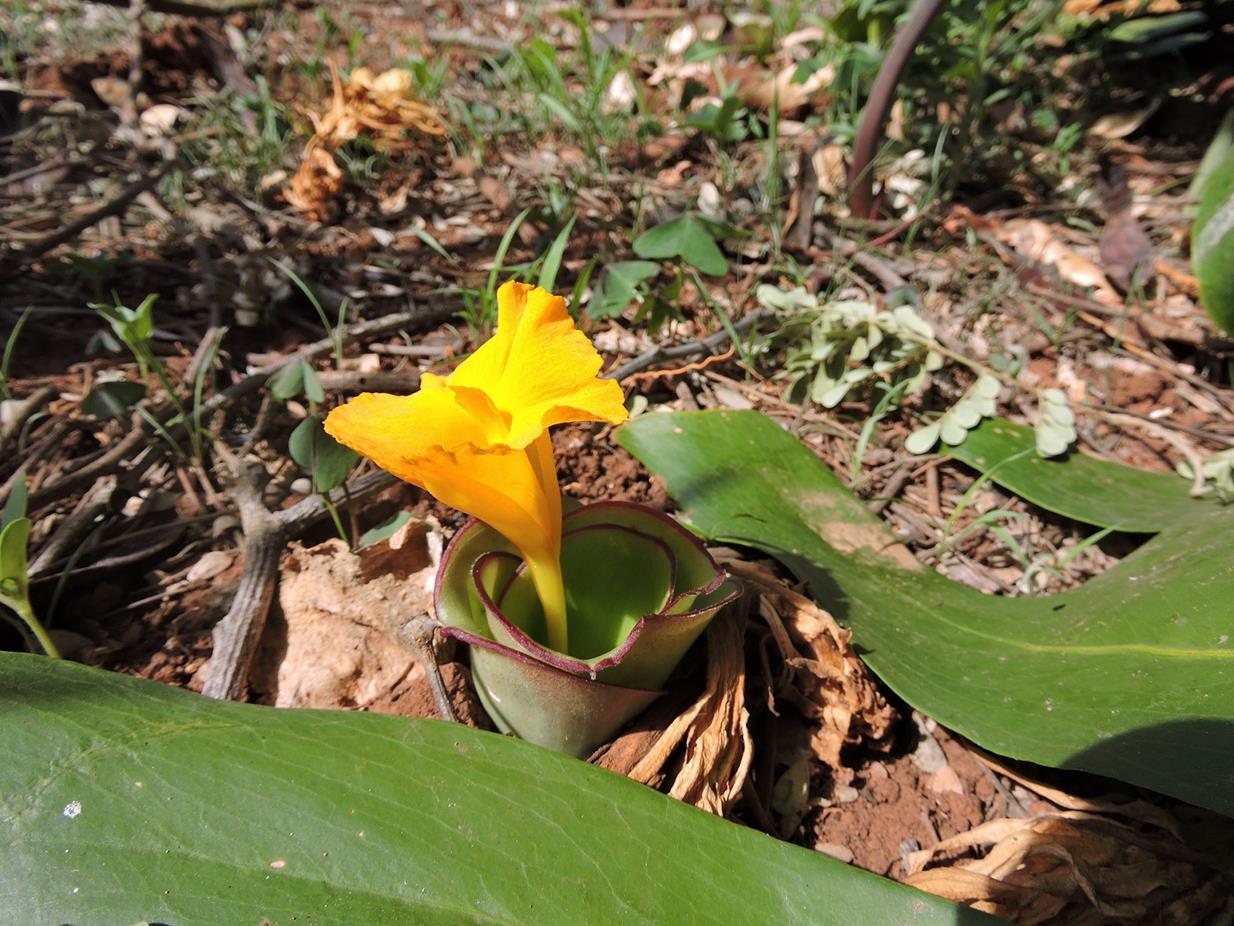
xmin=625 ymin=345 xmax=735 ymax=385
xmin=17 ymin=159 xmax=175 ymax=262
xmin=607 ymin=308 xmax=771 ymax=382
xmin=28 ymin=477 xmax=117 ymax=577
xmin=26 ymin=422 xmax=145 ymax=510
xmin=0 ymin=384 xmax=55 ymax=447
xmin=398 ymin=614 xmax=459 ymax=723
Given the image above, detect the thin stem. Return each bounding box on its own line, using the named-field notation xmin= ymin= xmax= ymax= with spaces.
xmin=11 ymin=599 xmax=61 ymax=658
xmin=320 ymin=492 xmax=348 ymax=544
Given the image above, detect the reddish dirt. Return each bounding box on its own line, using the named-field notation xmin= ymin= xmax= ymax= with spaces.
xmin=810 ymin=725 xmax=999 ymax=877
xmin=555 ymin=422 xmax=669 ymax=509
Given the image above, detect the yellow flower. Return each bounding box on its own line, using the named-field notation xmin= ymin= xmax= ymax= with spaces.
xmin=324 ymin=282 xmax=628 ymax=653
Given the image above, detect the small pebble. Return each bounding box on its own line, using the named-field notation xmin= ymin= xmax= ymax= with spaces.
xmin=928 ymin=766 xmax=965 ymax=795
xmin=290 ymin=477 xmax=312 ymax=496
xmin=833 ymin=786 xmax=859 ymax=804
xmin=187 ymin=550 xmax=233 ymax=583
xmin=818 ymin=843 xmax=854 ymax=864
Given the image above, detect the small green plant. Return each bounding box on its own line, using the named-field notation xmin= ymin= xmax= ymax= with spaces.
xmin=0 ymin=472 xmax=58 ymax=657
xmin=757 ymin=285 xmax=943 ymax=408
xmin=91 ymin=294 xmax=206 ymax=459
xmin=684 ymin=89 xmax=749 ymax=144
xmin=757 ymin=284 xmax=1076 ymax=458
xmin=588 ymin=261 xmax=661 ymax=320
xmin=0 ymin=307 xmax=31 ymax=400
xmin=93 ymin=294 xmax=157 ymax=379
xmin=269 ymin=357 xmax=354 ymax=542
xmin=633 ymin=214 xmax=728 ymax=277
xmin=289 ymin=415 xmax=359 ymax=543
xmin=1177 ymin=448 xmax=1234 ymax=503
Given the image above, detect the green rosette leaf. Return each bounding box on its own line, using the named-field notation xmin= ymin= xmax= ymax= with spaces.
xmin=435 ymin=501 xmax=739 ymax=756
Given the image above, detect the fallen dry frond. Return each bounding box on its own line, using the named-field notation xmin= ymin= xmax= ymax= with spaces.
xmin=624 ymin=604 xmax=753 ymax=815
xmin=285 ymin=145 xmax=344 ymax=222
xmin=286 ymin=65 xmax=446 ymax=219
xmin=904 ymin=809 xmax=1234 ymax=924
xmin=725 ymin=558 xmax=896 ymax=768
xmin=307 ymin=66 xmax=446 ymax=153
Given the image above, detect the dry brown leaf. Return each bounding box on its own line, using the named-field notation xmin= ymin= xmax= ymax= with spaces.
xmin=1088 ymin=106 xmax=1158 ymax=141
xmin=734 ymin=61 xmax=833 ymax=113
xmin=1063 ymin=0 xmax=1180 ymax=17
xmin=1098 ymin=159 xmax=1155 ymax=293
xmin=726 ymin=559 xmax=895 ymax=768
xmin=284 ymin=146 xmax=344 ymax=222
xmin=621 ymin=605 xmax=752 ymax=816
xmin=976 ymin=753 xmax=1184 ymax=838
xmin=307 ymin=65 xmax=445 ymax=152
xmin=996 ymin=218 xmax=1122 ymax=305
xmin=905 ymin=810 xmax=1234 ymax=925
xmin=286 ymin=64 xmax=445 ymax=218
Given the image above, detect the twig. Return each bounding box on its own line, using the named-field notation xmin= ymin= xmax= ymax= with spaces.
xmin=868 ymin=461 xmax=915 ymax=516
xmin=425 ymin=28 xmax=513 ymax=53
xmin=1081 ymin=402 xmax=1234 ymax=448
xmin=83 ymin=0 xmax=276 ymax=15
xmin=202 ymin=468 xmax=394 ymax=700
xmin=0 ymin=384 xmax=55 ymax=448
xmin=194 ymin=302 xmax=455 ymax=424
xmin=825 ymin=232 xmax=908 ymax=291
xmin=398 ymin=614 xmax=458 ymax=723
xmin=126 ymin=0 xmax=147 ymax=101
xmin=200 ymin=465 xmax=282 ymax=701
xmin=26 ymin=421 xmax=145 ymax=510
xmin=1099 ymin=410 xmax=1209 ymax=495
xmin=0 ymin=156 xmax=88 ymax=189
xmin=16 ymin=159 xmax=175 ymax=263
xmin=28 ymin=477 xmax=117 ymax=577
xmin=316 ymin=370 xmax=422 ymax=394
xmin=607 ymin=308 xmax=771 ymax=382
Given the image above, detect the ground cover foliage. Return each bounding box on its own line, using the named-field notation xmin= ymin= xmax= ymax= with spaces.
xmin=3 ymin=0 xmax=1234 ymax=923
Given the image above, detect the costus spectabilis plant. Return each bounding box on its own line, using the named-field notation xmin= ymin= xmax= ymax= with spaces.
xmin=326 ymin=282 xmax=737 ymax=756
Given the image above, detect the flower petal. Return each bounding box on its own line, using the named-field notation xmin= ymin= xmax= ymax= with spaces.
xmin=449 ymin=281 xmax=629 ymax=447
xmin=324 ymin=389 xmax=558 ymax=562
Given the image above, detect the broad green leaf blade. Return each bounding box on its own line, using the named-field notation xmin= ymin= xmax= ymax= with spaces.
xmin=267 ymin=359 xmax=307 ymax=401
xmin=1189 ymin=109 xmax=1234 ymax=206
xmin=948 ymin=419 xmax=1214 ymax=533
xmin=1193 ymin=129 xmax=1234 ymax=333
xmin=590 ymin=260 xmax=659 ymax=319
xmin=356 ymin=510 xmax=414 ymax=548
xmin=0 ymin=654 xmax=989 ymax=925
xmin=620 ymin=410 xmax=1234 ymax=816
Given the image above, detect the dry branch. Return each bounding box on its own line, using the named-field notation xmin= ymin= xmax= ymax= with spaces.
xmin=202 ymin=468 xmax=394 ymax=701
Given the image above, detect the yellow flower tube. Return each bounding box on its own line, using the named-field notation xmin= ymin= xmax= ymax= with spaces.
xmin=324 ymin=282 xmax=628 ymax=653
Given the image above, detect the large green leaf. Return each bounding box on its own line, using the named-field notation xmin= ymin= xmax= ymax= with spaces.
xmin=947 ymin=419 xmax=1214 ymax=532
xmin=620 ymin=410 xmax=1234 ymax=817
xmin=1193 ymin=122 xmax=1234 ymax=333
xmin=0 ymin=653 xmax=991 ymax=925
